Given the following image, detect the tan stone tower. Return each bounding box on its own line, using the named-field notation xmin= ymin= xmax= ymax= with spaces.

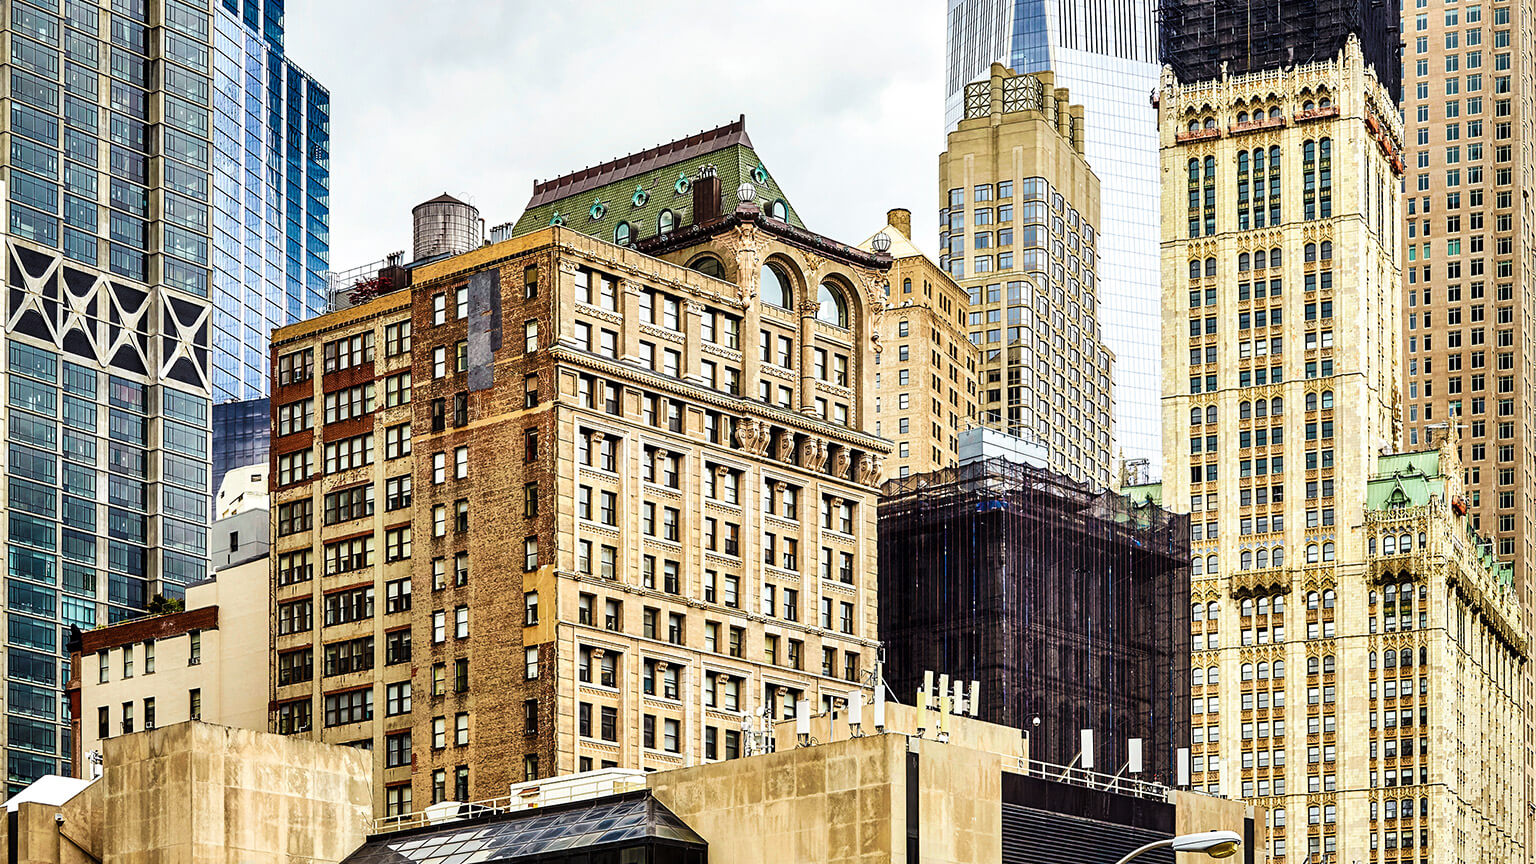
xmin=940 ymin=64 xmax=1114 ymax=488
xmin=1158 ymin=37 xmax=1527 ymax=864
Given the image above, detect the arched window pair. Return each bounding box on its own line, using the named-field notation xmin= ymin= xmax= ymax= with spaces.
xmin=760 ymin=263 xmax=850 ymax=328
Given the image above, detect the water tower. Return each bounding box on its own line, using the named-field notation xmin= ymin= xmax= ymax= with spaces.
xmin=412 ymin=193 xmax=482 ymax=261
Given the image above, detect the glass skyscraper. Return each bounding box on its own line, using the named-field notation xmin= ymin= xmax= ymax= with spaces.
xmin=210 ymin=0 xmax=330 ymax=403
xmin=946 ymin=0 xmax=1163 ymax=477
xmin=3 ymin=0 xmax=217 ymax=788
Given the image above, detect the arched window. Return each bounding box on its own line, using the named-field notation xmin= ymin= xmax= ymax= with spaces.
xmin=1272 ymin=546 xmax=1284 ymax=568
xmin=1384 ymin=649 xmax=1397 ymax=668
xmin=1241 ymin=550 xmax=1253 ymax=570
xmin=1383 ymin=534 xmax=1395 ymax=555
xmin=1204 ymin=257 xmax=1216 ymax=277
xmin=1204 ymin=117 xmax=1216 ymax=129
xmin=1241 ymin=598 xmax=1254 ymax=616
xmin=1307 ymin=657 xmax=1319 ymax=675
xmin=1307 ymin=545 xmax=1319 ymax=564
xmin=1190 ymin=260 xmax=1201 ymax=279
xmin=1323 ymin=654 xmax=1335 ymax=673
xmin=1192 ymin=601 xmax=1205 ymax=620
xmin=1256 ymin=548 xmax=1269 ymax=568
xmin=1191 ymin=407 xmax=1202 ymax=426
xmin=1192 ymin=557 xmax=1203 ymax=575
xmin=1322 ymin=542 xmax=1335 ymax=562
xmin=760 ymin=263 xmax=791 ymax=309
xmin=614 ymin=221 xmax=633 ymax=245
xmin=768 ymin=199 xmax=788 ymax=221
xmin=657 ymin=210 xmax=676 ymax=236
xmin=1306 ymin=393 xmax=1318 ymax=411
xmin=690 ymin=255 xmax=725 ymax=278
xmin=1369 ymin=590 xmax=1378 ymax=605
xmin=1207 ymin=601 xmax=1219 ymax=620
xmin=1303 ymin=100 xmax=1315 ymax=112
xmin=1322 ymin=390 xmax=1335 ymax=409
xmin=1400 ymin=648 xmax=1413 ymax=668
xmin=1207 ymin=664 xmax=1219 ymax=685
xmin=1241 ymin=662 xmax=1254 ymax=681
xmin=1240 ymin=401 xmax=1253 ymax=419
xmin=1417 ymin=531 xmax=1426 ymax=548
xmin=1369 ymin=651 xmax=1377 ymax=670
xmin=1257 ymin=597 xmax=1270 ymax=615
xmin=1322 ymin=588 xmax=1335 ymax=607
xmin=1419 ymin=647 xmax=1427 ymax=666
xmin=1268 ymin=106 xmax=1281 ymax=119
xmin=1270 ymin=247 xmax=1281 ymax=266
xmin=1399 ymin=533 xmax=1411 ymax=552
xmin=1207 ymin=405 xmax=1218 ymax=424
xmin=1385 ymin=585 xmax=1397 ymax=602
xmin=1320 ymin=240 xmax=1333 ymax=259
xmin=1307 ymin=590 xmax=1320 ymax=608
xmin=1254 ymin=249 xmax=1266 ymax=270
xmin=1273 ymin=659 xmax=1285 ymax=678
xmin=1239 ymin=252 xmax=1251 ymax=271
xmin=816 ymin=280 xmax=849 ymax=328
xmin=1188 ymin=120 xmax=1200 ymax=134
xmin=1271 ymin=397 xmax=1283 ymax=416
xmin=1206 ymin=555 xmax=1219 ymax=574
xmin=1257 ymin=661 xmax=1269 ymax=679
xmin=1192 ymin=666 xmax=1205 ymax=686
xmin=1238 ymin=111 xmax=1250 ymax=123
xmin=1320 ymin=97 xmax=1332 ymax=109
xmin=1305 ymin=242 xmax=1317 ymax=262
xmin=1255 ymin=398 xmax=1267 ymax=418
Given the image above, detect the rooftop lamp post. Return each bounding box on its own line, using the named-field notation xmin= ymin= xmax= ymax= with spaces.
xmin=1112 ymin=830 xmax=1242 ymax=864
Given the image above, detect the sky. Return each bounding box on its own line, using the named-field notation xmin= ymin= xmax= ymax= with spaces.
xmin=285 ymin=1 xmax=947 ymax=271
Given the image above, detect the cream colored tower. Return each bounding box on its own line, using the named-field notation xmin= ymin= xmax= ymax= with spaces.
xmin=1158 ymin=37 xmax=1527 ymax=864
xmin=940 ymin=64 xmax=1113 ymax=488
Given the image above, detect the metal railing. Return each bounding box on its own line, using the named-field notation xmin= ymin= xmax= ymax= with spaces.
xmin=369 ymin=770 xmax=649 ymax=835
xmin=1006 ymin=756 xmax=1171 ymax=803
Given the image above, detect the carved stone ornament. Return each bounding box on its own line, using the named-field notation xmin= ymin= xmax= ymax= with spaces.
xmin=735 ymin=416 xmax=772 ymax=456
xmin=557 ymin=259 xmax=580 ymax=275
xmin=830 ymin=447 xmax=852 ymax=479
xmin=775 ymin=430 xmax=796 ymax=463
xmin=855 ymin=453 xmax=884 ymax=486
xmin=799 ymin=438 xmax=829 ymax=472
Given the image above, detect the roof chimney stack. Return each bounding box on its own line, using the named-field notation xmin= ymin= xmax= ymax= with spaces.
xmin=887 ymin=208 xmax=912 ymax=239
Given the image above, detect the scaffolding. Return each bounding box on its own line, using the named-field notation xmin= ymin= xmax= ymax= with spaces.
xmin=878 ymin=458 xmax=1190 ymax=785
xmin=1158 ymin=0 xmax=1402 ymax=102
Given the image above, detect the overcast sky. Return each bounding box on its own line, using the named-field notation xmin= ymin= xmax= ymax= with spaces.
xmin=285 ymin=1 xmax=946 ymax=271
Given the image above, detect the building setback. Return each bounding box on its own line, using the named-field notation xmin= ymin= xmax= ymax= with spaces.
xmin=877 ymin=457 xmax=1190 ymax=780
xmin=270 ymin=129 xmax=893 ymax=813
xmin=944 ymin=0 xmax=1164 ymax=477
xmin=941 ymin=64 xmax=1114 ymax=489
xmin=1159 ymin=38 xmax=1527 ymax=863
xmin=859 ymin=208 xmax=979 ymax=478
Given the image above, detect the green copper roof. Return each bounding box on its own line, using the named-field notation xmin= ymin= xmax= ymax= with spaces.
xmin=511 ymin=116 xmax=804 ymax=244
xmin=1367 ymin=451 xmax=1445 ymax=511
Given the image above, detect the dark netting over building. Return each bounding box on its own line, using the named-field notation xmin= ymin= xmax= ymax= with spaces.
xmin=877 ymin=458 xmax=1190 ymax=784
xmin=1158 ymin=0 xmax=1402 ymax=101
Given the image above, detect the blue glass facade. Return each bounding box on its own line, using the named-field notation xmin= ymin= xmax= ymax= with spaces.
xmin=210 ymin=0 xmax=329 ymax=403
xmin=2 ymin=0 xmax=217 ymax=789
xmin=211 ymin=397 xmax=269 ymax=493
xmin=946 ymin=0 xmax=1164 ymax=477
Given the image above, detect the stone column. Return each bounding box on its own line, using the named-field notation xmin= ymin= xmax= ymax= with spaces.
xmin=798 ymin=299 xmax=820 ymax=415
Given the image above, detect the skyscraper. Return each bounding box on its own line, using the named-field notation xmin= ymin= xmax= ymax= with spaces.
xmin=945 ymin=0 xmax=1162 ymax=476
xmin=1160 ymin=35 xmax=1526 ymax=864
xmin=1395 ymin=0 xmax=1535 ymax=854
xmin=3 ymin=0 xmax=216 ymax=789
xmin=209 ymin=0 xmax=329 ymax=403
xmin=940 ymin=65 xmax=1114 ymax=488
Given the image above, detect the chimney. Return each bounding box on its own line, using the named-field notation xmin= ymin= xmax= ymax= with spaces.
xmin=887 ymin=208 xmax=912 ymax=239
xmin=692 ymin=167 xmax=722 ymax=226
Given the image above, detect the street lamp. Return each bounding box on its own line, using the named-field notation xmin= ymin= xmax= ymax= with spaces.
xmin=1112 ymin=830 xmax=1242 ymax=864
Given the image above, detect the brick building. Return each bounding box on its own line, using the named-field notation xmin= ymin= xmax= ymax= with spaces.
xmin=270 ymin=127 xmax=893 ymax=813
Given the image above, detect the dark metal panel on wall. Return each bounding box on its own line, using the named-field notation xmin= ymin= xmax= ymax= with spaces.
xmin=1002 ymin=803 xmax=1174 ymax=864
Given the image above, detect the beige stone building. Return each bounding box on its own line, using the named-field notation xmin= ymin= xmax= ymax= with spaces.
xmin=5 ymin=722 xmax=370 ymax=864
xmin=940 ymin=63 xmax=1114 ymax=489
xmin=857 ymin=208 xmax=978 ymax=478
xmin=1158 ymin=39 xmax=1528 ymax=863
xmin=68 ymin=547 xmax=270 ymax=774
xmin=267 ymin=288 xmax=416 ymax=815
xmin=271 ymin=142 xmax=891 ymax=814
